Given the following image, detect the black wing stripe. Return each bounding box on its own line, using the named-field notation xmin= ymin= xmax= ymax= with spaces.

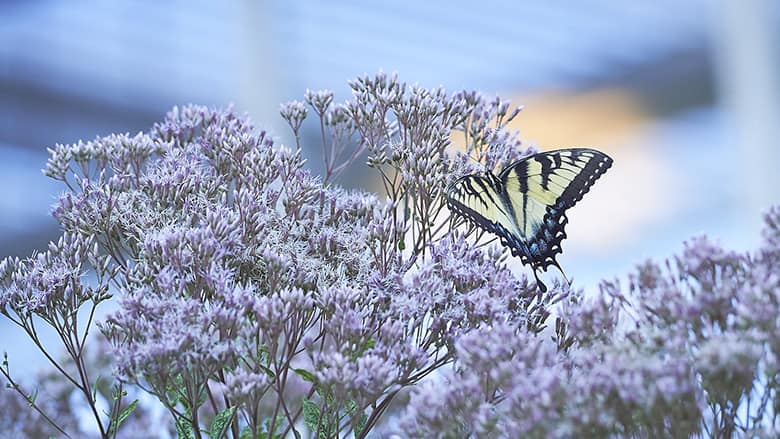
xmin=471 ymin=177 xmax=498 ymax=208
xmin=447 ymin=195 xmax=498 ymax=234
xmin=552 ymin=152 xmax=562 ymax=168
xmin=521 ymin=193 xmax=528 ymax=237
xmin=535 ymin=155 xmax=553 ymax=190
xmin=514 ymin=161 xmax=529 ymax=192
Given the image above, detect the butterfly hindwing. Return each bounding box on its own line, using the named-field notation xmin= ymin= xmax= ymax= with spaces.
xmin=446 ymin=172 xmax=540 ymax=260
xmin=446 ymin=173 xmax=518 ymax=239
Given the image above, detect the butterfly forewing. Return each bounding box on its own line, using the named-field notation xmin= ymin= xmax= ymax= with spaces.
xmin=499 ymin=148 xmax=613 ymax=270
xmin=501 ymin=148 xmax=613 ymax=211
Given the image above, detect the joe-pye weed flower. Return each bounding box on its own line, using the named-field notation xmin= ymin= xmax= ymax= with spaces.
xmin=1 ymin=73 xmax=779 ymax=438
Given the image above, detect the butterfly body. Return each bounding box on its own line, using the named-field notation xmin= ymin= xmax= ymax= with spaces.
xmin=446 ymin=148 xmax=613 ymax=291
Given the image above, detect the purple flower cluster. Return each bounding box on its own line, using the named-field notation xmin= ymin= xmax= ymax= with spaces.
xmin=399 ymin=208 xmax=780 ymax=437
xmin=4 ymin=74 xmax=780 ymax=438
xmin=5 ymin=76 xmax=547 ymax=438
xmin=0 ymin=233 xmax=107 ymax=316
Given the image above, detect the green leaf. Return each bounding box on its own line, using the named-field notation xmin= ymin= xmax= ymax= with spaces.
xmin=349 ymin=338 xmax=375 ymax=361
xmin=92 ymin=376 xmax=101 ymax=402
xmin=166 ymin=375 xmax=184 ymax=407
xmin=354 ymin=410 xmax=368 ymax=437
xmin=239 ymin=426 xmax=253 ymax=439
xmin=258 ymin=344 xmax=271 ymax=360
xmin=169 ymin=393 xmax=180 ymax=408
xmin=302 ymin=399 xmax=321 ymax=433
xmin=346 ymin=399 xmax=359 ymax=416
xmin=345 ymin=400 xmax=367 ymax=437
xmin=111 ymin=385 xmax=128 ymax=401
xmin=27 ymin=388 xmax=38 ymax=407
xmin=209 ymin=406 xmax=236 ymax=439
xmin=262 ymin=415 xmax=287 ymax=439
xmin=303 ymin=399 xmax=333 ymax=439
xmin=175 ymin=417 xmax=195 ymax=439
xmin=259 ymin=364 xmax=276 ymax=379
xmin=293 ymin=368 xmax=317 ymax=384
xmin=109 ymin=399 xmax=138 ymax=435
xmin=398 ymin=239 xmax=405 ymax=251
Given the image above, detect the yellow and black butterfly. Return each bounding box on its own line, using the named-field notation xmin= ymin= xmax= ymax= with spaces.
xmin=446 ymin=148 xmax=613 ymax=292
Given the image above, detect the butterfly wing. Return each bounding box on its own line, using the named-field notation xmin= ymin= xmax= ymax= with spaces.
xmin=445 ymin=173 xmax=527 ymax=254
xmin=499 ymin=148 xmax=613 ymax=271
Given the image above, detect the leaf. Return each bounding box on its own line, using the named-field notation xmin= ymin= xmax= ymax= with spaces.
xmin=239 ymin=426 xmax=253 ymax=439
xmin=346 ymin=400 xmax=368 ymax=437
xmin=175 ymin=417 xmax=195 ymax=439
xmin=92 ymin=376 xmax=101 ymax=402
xmin=262 ymin=415 xmax=286 ymax=439
xmin=354 ymin=411 xmax=368 ymax=437
xmin=350 ymin=339 xmax=375 ymax=361
xmin=302 ymin=399 xmax=321 ymax=433
xmin=111 ymin=385 xmax=128 ymax=401
xmin=166 ymin=375 xmax=184 ymax=407
xmin=259 ymin=364 xmax=276 ymax=380
xmin=258 ymin=344 xmax=271 ymax=361
xmin=27 ymin=388 xmax=38 ymax=407
xmin=166 ymin=387 xmax=180 ymax=407
xmin=209 ymin=406 xmax=236 ymax=439
xmin=293 ymin=368 xmax=317 ymax=384
xmin=109 ymin=399 xmax=138 ymax=435
xmin=346 ymin=399 xmax=359 ymax=417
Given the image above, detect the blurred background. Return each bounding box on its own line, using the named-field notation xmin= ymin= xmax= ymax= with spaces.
xmin=1 ymin=0 xmax=779 ymax=366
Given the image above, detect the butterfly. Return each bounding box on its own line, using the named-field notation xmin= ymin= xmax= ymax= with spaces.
xmin=446 ymin=148 xmax=613 ymax=292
